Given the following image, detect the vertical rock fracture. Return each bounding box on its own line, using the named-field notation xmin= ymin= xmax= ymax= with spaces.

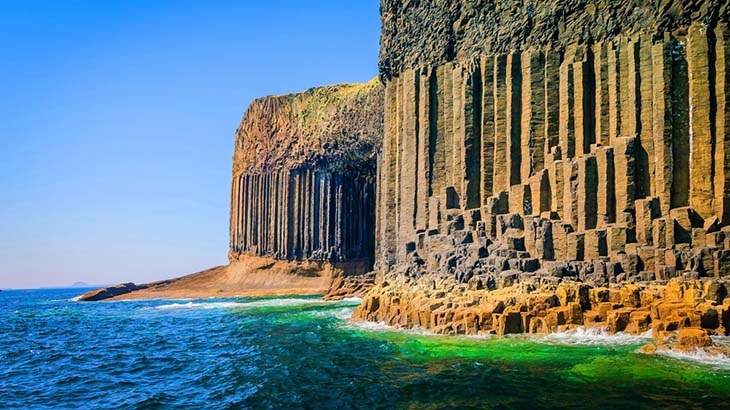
xmin=356 ymin=0 xmax=730 ymax=347
xmin=230 ymin=80 xmax=384 ymax=286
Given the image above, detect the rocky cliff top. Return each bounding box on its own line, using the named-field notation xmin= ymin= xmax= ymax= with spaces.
xmin=233 ymin=79 xmax=384 ymax=175
xmin=379 ymin=0 xmax=729 ymax=80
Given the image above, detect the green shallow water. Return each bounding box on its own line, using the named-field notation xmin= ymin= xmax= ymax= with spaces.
xmin=1 ymin=289 xmax=729 ymax=409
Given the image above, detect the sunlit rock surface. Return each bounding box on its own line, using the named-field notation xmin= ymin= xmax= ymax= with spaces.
xmin=359 ymin=0 xmax=730 ymax=351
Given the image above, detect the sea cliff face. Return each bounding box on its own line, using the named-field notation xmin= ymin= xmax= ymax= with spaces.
xmin=79 ymin=81 xmax=384 ymax=302
xmin=354 ymin=0 xmax=730 ymax=350
xmin=230 ymin=80 xmax=384 ymax=289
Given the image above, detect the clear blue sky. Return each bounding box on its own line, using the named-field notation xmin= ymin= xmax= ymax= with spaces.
xmin=0 ymin=0 xmax=380 ymax=289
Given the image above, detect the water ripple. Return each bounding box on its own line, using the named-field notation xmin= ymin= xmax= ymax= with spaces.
xmin=1 ymin=289 xmax=729 ymax=409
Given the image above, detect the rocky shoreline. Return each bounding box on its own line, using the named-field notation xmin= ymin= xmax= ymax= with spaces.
xmin=82 ymin=0 xmax=730 ymax=366
xmin=351 ymin=274 xmax=730 ymax=355
xmin=359 ymin=0 xmax=730 ymax=361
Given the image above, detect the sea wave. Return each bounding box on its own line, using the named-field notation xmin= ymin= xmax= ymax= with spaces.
xmin=538 ymin=326 xmax=653 ymax=346
xmin=154 ymin=301 xmax=247 ymax=310
xmin=349 ymin=320 xmax=495 ymax=339
xmin=348 ymin=320 xmax=440 ymax=337
xmin=349 ymin=321 xmax=651 ymax=344
xmin=656 ymin=347 xmax=730 ymax=368
xmin=6 ymin=288 xmax=730 ymax=407
xmin=311 ymin=307 xmax=357 ymax=320
xmin=338 ymin=297 xmax=363 ymax=304
xmin=152 ymin=297 xmax=361 ymax=311
xmin=712 ymin=335 xmax=730 ymax=346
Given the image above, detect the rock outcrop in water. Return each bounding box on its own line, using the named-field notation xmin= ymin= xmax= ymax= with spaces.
xmin=80 ymin=255 xmax=346 ymax=301
xmin=354 ymin=0 xmax=730 ymax=348
xmin=78 ymin=283 xmax=146 ymax=301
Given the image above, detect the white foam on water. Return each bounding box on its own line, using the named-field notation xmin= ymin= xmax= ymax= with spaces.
xmin=236 ymin=298 xmax=330 ymax=308
xmin=99 ymin=297 xmax=196 ymax=303
xmin=656 ymin=347 xmax=730 ymax=368
xmin=311 ymin=307 xmax=357 ymax=320
xmin=711 ymin=335 xmax=730 ymax=345
xmin=348 ymin=320 xmax=393 ymax=332
xmin=152 ymin=297 xmax=361 ymax=311
xmin=464 ymin=333 xmax=494 ymax=340
xmin=348 ymin=320 xmax=440 ymax=337
xmin=537 ymin=326 xmax=653 ymax=346
xmin=348 ymin=320 xmax=494 ymax=339
xmin=338 ymin=317 xmax=660 ymax=345
xmin=154 ymin=301 xmax=247 ymax=310
xmin=348 ymin=320 xmax=649 ymax=343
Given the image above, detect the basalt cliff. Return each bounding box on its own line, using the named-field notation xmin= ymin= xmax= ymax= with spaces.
xmin=79 ymin=81 xmax=383 ymax=301
xmin=352 ymin=0 xmax=730 ymax=354
xmin=229 ymin=80 xmax=384 ymax=297
xmin=81 ymin=1 xmax=730 ymax=354
xmin=230 ymin=81 xmax=382 ymax=267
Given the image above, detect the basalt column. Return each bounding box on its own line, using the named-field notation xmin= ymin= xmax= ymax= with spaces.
xmin=355 ymin=0 xmax=730 ymax=340
xmin=376 ymin=0 xmax=730 ymax=277
xmin=230 ymin=80 xmax=383 ymax=269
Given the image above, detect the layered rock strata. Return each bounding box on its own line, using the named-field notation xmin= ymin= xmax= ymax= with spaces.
xmin=230 ymin=80 xmax=384 ymax=271
xmin=357 ymin=1 xmax=730 ymax=345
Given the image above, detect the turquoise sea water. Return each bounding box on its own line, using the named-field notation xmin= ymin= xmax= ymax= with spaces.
xmin=2 ymin=289 xmax=730 ymax=409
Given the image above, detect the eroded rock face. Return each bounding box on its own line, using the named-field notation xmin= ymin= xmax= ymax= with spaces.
xmin=365 ymin=0 xmax=730 ymax=347
xmin=230 ymin=80 xmax=384 ymax=271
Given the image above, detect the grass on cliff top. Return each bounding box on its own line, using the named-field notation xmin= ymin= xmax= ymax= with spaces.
xmin=263 ymin=76 xmax=379 ymax=103
xmin=244 ymin=77 xmax=380 ymax=143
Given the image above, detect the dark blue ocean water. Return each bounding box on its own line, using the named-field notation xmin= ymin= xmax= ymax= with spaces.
xmin=2 ymin=288 xmax=730 ymax=409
